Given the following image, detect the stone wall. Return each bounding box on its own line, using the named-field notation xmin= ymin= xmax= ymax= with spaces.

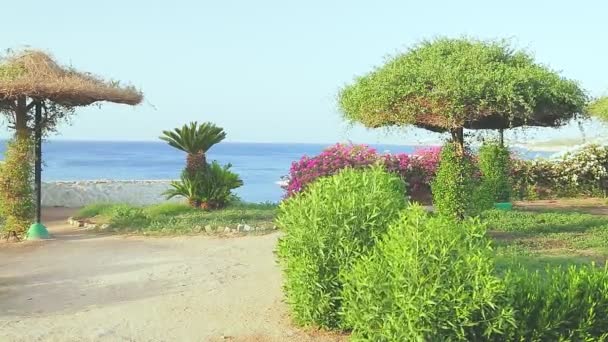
xmin=41 ymin=180 xmax=180 ymax=207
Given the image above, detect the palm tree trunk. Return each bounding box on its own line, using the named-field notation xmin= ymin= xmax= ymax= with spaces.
xmin=186 ymin=151 xmax=205 ymax=177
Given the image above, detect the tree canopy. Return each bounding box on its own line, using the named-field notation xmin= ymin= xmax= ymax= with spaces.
xmin=338 ymin=38 xmax=588 ymax=134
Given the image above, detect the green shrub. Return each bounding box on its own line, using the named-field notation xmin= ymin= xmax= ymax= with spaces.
xmin=431 ymin=141 xmax=481 ymax=218
xmin=0 ymin=137 xmax=34 ymax=236
xmin=502 ymin=265 xmax=608 ymax=341
xmin=164 ymin=161 xmax=243 ymax=209
xmin=197 ymin=161 xmax=243 ymax=209
xmin=276 ymin=165 xmax=407 ymax=329
xmin=342 ymin=205 xmax=513 ymax=341
xmin=107 ymin=205 xmax=150 ymax=228
xmin=479 ymin=141 xmax=512 ymax=202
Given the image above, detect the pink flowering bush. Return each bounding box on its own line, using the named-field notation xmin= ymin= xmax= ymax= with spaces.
xmin=284 ymin=143 xmax=441 ymax=202
xmin=285 ymin=144 xmax=379 ymax=196
xmin=409 ymin=146 xmax=441 ymax=191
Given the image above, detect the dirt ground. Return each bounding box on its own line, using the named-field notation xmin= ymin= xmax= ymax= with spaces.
xmin=0 ymin=208 xmax=345 ymax=342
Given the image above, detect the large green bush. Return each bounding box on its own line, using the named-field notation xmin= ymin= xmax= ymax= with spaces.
xmin=479 ymin=141 xmax=512 ymax=202
xmin=276 ymin=165 xmax=407 ymax=329
xmin=431 ymin=141 xmax=485 ymax=218
xmin=342 ymin=205 xmax=513 ymax=341
xmin=502 ymin=265 xmax=608 ymax=341
xmin=0 ymin=137 xmax=34 ymax=236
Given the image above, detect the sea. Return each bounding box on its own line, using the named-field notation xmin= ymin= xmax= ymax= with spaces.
xmin=0 ymin=141 xmax=552 ymax=203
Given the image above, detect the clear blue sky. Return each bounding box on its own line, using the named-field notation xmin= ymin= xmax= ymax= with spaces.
xmin=1 ymin=0 xmax=607 ymax=145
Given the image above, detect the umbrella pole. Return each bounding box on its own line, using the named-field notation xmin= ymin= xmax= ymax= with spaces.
xmin=27 ymin=101 xmax=49 ymax=240
xmin=35 ymin=101 xmax=42 ymax=223
xmin=499 ymin=128 xmax=504 ymax=147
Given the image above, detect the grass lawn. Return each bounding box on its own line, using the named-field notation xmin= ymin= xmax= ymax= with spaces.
xmin=486 ymin=199 xmax=608 ymax=272
xmin=73 ymin=201 xmax=277 ymax=235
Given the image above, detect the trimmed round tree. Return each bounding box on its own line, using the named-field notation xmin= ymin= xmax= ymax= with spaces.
xmin=338 ymin=38 xmax=587 ymax=153
xmin=339 ymin=38 xmax=587 ymax=217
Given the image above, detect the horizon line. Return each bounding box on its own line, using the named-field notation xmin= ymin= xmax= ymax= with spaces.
xmin=0 ymin=138 xmax=439 ymax=146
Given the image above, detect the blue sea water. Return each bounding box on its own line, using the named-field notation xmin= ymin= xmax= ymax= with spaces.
xmin=0 ymin=141 xmax=551 ymax=203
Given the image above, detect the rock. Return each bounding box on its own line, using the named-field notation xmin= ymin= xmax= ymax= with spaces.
xmin=83 ymin=223 xmax=97 ymax=229
xmin=236 ymin=224 xmax=244 ymax=232
xmin=243 ymin=224 xmax=252 ymax=232
xmin=272 ymin=225 xmax=278 ymax=230
xmin=100 ymin=224 xmax=110 ymax=230
xmin=67 ymin=217 xmax=74 ymax=225
xmin=224 ymin=227 xmax=231 ymax=233
xmin=77 ymin=221 xmax=85 ymax=227
xmin=204 ymin=225 xmax=213 ymax=233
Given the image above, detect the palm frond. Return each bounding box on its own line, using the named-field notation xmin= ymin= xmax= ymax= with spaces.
xmin=159 ymin=121 xmax=226 ymax=154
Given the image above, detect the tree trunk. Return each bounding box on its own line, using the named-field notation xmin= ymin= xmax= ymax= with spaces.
xmin=450 ymin=127 xmax=465 ymax=156
xmin=499 ymin=129 xmax=504 ymax=147
xmin=34 ymin=102 xmax=43 ymax=224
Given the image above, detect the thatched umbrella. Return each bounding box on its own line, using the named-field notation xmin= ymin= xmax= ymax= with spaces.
xmin=0 ymin=50 xmax=142 ymax=238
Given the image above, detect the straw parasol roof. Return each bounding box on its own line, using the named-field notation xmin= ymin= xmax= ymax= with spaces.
xmin=0 ymin=50 xmax=142 ymax=106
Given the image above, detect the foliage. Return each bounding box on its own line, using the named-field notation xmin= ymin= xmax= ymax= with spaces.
xmin=73 ymin=201 xmax=276 ymax=234
xmin=164 ymin=161 xmax=243 ymax=209
xmin=588 ymin=96 xmax=608 ymax=122
xmin=511 ymin=144 xmax=608 ymax=199
xmin=0 ymin=137 xmax=34 ymax=236
xmin=284 ymin=143 xmax=378 ymax=196
xmin=478 ymin=141 xmax=512 ymax=202
xmin=164 ymin=171 xmax=203 ymax=207
xmin=73 ymin=203 xmax=118 ymax=219
xmin=342 ymin=206 xmax=513 ymax=341
xmin=502 ymin=265 xmax=608 ymax=341
xmin=276 ymin=166 xmax=407 ymax=329
xmin=160 ymin=121 xmax=226 ymax=175
xmin=287 ymin=142 xmax=608 ymax=204
xmin=284 ymin=143 xmax=439 ymax=200
xmin=338 ymin=37 xmax=587 ymax=133
xmin=408 ymin=146 xmax=441 ymax=188
xmin=197 ymin=161 xmax=243 ymax=209
xmin=106 ymin=205 xmax=151 ymax=228
xmin=432 ymin=141 xmax=486 ymax=218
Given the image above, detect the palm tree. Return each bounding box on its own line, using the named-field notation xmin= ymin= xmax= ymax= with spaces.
xmin=160 ymin=122 xmax=226 ymax=176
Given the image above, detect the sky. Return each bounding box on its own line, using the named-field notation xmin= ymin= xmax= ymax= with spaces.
xmin=0 ymin=0 xmax=607 ymax=145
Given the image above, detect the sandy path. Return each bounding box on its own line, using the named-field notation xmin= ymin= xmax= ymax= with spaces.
xmin=0 ymin=209 xmax=344 ymax=342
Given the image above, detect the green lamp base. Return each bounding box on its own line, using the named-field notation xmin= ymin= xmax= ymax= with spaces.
xmin=27 ymin=222 xmax=50 ymax=240
xmin=494 ymin=202 xmax=513 ymax=211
